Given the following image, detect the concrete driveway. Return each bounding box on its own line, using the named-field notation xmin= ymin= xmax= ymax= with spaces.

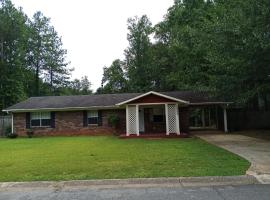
xmin=195 ymin=132 xmax=270 ymax=184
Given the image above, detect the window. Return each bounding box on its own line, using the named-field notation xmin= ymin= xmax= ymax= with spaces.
xmin=88 ymin=110 xmax=98 ymax=125
xmin=31 ymin=112 xmax=51 ymax=127
xmin=153 ymin=108 xmax=165 ymax=123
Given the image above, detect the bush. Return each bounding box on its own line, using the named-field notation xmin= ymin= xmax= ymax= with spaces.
xmin=6 ymin=133 xmax=18 ymax=139
xmin=108 ymin=114 xmax=120 ymax=128
xmin=4 ymin=126 xmax=18 ymax=138
xmin=4 ymin=126 xmax=12 ymax=136
xmin=108 ymin=114 xmax=120 ymax=136
xmin=26 ymin=129 xmax=34 ymax=138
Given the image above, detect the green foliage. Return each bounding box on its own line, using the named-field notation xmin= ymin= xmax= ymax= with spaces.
xmin=99 ymin=0 xmax=270 ymax=109
xmin=26 ymin=129 xmax=34 ymax=138
xmin=0 ymin=0 xmax=92 ymax=112
xmin=108 ymin=114 xmax=120 ymax=128
xmin=98 ymin=59 xmax=127 ymax=94
xmin=6 ymin=132 xmax=18 ymax=138
xmin=4 ymin=125 xmax=11 ymax=136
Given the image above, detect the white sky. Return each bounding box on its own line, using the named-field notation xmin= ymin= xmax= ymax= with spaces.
xmin=12 ymin=0 xmax=174 ymax=91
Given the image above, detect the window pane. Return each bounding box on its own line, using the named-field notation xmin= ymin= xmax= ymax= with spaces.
xmin=31 ymin=119 xmax=40 ymax=127
xmin=41 ymin=119 xmax=51 ymax=126
xmin=88 ymin=110 xmax=98 ymax=118
xmin=41 ymin=112 xmax=51 ymax=119
xmin=31 ymin=112 xmax=40 ymax=120
xmin=88 ymin=117 xmax=98 ymax=124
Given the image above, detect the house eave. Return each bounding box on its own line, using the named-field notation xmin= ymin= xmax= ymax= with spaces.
xmin=189 ymin=102 xmax=233 ymax=106
xmin=116 ymin=91 xmax=190 ymax=106
xmin=2 ymin=105 xmax=122 ymax=113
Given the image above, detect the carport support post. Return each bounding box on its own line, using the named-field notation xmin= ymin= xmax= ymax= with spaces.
xmin=223 ymin=107 xmax=228 ymax=133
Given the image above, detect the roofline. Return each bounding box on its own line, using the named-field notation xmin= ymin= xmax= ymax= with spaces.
xmin=116 ymin=91 xmax=190 ymax=105
xmin=189 ymin=102 xmax=233 ymax=106
xmin=2 ymin=105 xmax=122 ymax=113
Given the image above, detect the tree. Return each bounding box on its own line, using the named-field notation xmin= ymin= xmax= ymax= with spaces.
xmin=43 ymin=27 xmax=71 ymax=94
xmin=99 ymin=59 xmax=127 ymax=93
xmin=124 ymin=15 xmax=153 ymax=92
xmin=0 ymin=0 xmax=29 ymax=111
xmin=28 ymin=11 xmax=52 ymax=96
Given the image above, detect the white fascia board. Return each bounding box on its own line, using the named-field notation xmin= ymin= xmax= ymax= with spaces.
xmin=116 ymin=91 xmax=189 ymax=106
xmin=2 ymin=105 xmax=122 ymax=113
xmin=189 ymin=102 xmax=233 ymax=106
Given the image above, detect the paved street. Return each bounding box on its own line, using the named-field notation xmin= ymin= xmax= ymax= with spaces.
xmin=0 ymin=184 xmax=269 ymax=200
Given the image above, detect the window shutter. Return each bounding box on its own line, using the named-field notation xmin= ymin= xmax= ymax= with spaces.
xmin=51 ymin=112 xmax=56 ymax=128
xmin=83 ymin=111 xmax=88 ymax=127
xmin=98 ymin=110 xmax=102 ymax=126
xmin=26 ymin=113 xmax=30 ymax=129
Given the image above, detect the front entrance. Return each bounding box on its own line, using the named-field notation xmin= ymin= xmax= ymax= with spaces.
xmin=139 ymin=108 xmax=145 ymax=133
xmin=126 ymin=103 xmax=180 ymax=136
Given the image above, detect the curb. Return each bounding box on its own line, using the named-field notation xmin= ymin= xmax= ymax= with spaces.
xmin=0 ymin=175 xmax=259 ymax=190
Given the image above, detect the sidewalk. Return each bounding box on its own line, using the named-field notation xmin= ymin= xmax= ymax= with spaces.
xmin=0 ymin=175 xmax=258 ymax=191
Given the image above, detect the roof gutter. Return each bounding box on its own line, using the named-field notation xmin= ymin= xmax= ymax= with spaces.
xmin=189 ymin=102 xmax=233 ymax=106
xmin=2 ymin=105 xmax=122 ymax=113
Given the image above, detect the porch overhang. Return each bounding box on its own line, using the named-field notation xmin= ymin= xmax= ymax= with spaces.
xmin=116 ymin=91 xmax=190 ymax=106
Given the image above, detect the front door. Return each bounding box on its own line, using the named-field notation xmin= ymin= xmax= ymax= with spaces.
xmin=139 ymin=108 xmax=145 ymax=133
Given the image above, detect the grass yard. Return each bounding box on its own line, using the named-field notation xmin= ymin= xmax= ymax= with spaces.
xmin=0 ymin=136 xmax=250 ymax=182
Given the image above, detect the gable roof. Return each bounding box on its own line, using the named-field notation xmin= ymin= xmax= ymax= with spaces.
xmin=116 ymin=91 xmax=189 ymax=105
xmin=3 ymin=91 xmax=231 ymax=112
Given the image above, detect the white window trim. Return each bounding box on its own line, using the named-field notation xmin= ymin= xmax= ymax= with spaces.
xmin=31 ymin=112 xmax=51 ymax=128
xmin=87 ymin=110 xmax=99 ymax=125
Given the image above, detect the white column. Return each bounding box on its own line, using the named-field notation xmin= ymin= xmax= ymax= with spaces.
xmin=126 ymin=105 xmax=129 ymax=136
xmin=176 ymin=104 xmax=180 ymax=135
xmin=11 ymin=113 xmax=14 ymax=133
xmin=165 ymin=103 xmax=169 ymax=135
xmin=223 ymin=107 xmax=228 ymax=132
xmin=136 ymin=104 xmax=139 ymax=136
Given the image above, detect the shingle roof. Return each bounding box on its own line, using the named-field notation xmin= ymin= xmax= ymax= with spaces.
xmin=3 ymin=91 xmax=228 ymax=112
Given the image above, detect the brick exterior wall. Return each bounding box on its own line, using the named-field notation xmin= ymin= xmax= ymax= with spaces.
xmin=13 ymin=106 xmax=191 ymax=136
xmin=13 ymin=109 xmax=126 ymax=136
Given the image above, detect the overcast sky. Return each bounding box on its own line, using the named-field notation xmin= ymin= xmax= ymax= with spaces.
xmin=12 ymin=0 xmax=174 ymax=91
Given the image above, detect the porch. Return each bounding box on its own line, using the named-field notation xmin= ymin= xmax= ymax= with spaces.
xmin=125 ymin=103 xmax=183 ymax=136
xmin=116 ymin=91 xmax=229 ymax=137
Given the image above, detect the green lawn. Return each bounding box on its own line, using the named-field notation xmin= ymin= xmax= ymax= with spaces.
xmin=0 ymin=136 xmax=250 ymax=182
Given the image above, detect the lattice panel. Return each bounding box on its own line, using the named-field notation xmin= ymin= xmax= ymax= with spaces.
xmin=167 ymin=104 xmax=178 ymax=133
xmin=127 ymin=105 xmax=137 ymax=134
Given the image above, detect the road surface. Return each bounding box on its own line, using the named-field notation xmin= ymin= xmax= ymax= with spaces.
xmin=0 ymin=184 xmax=269 ymax=200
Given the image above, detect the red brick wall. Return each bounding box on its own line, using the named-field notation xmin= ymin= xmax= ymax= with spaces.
xmin=13 ymin=109 xmax=126 ymax=136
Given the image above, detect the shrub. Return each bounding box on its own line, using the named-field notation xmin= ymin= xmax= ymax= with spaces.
xmin=108 ymin=114 xmax=120 ymax=136
xmin=4 ymin=126 xmax=18 ymax=138
xmin=108 ymin=114 xmax=120 ymax=128
xmin=6 ymin=133 xmax=18 ymax=139
xmin=4 ymin=126 xmax=12 ymax=136
xmin=26 ymin=129 xmax=34 ymax=138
